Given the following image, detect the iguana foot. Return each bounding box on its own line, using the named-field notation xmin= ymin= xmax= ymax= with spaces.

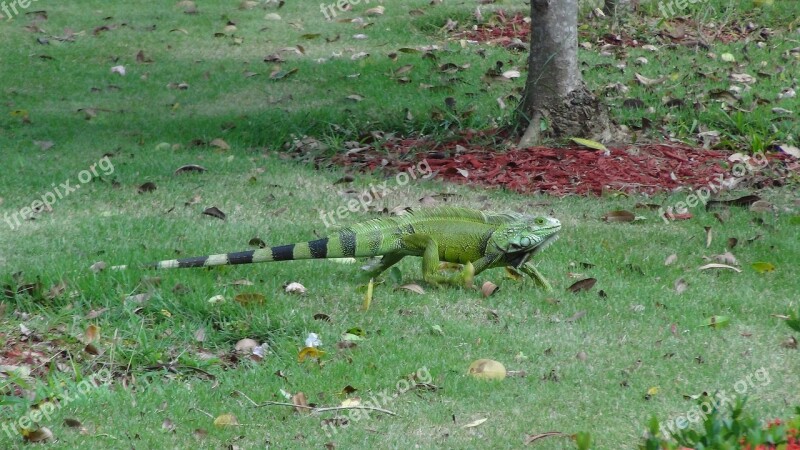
xmin=423 ymin=261 xmax=474 ymax=288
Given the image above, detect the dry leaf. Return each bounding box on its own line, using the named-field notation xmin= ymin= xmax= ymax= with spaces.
xmin=524 ymin=431 xmax=569 ymax=445
xmin=213 ymin=414 xmax=239 ymax=427
xmin=567 ymin=278 xmax=596 ymax=293
xmin=674 ymin=278 xmax=688 ymax=294
xmin=398 ymin=284 xmax=425 ymax=294
xmin=601 ymin=210 xmax=635 ymax=222
xmin=137 ymin=182 xmax=157 ymax=193
xmin=751 ymin=262 xmax=775 ymax=273
xmin=467 ymin=359 xmax=506 ymax=380
xmin=210 ymin=138 xmax=230 ymax=150
xmin=292 ymin=392 xmax=310 ymax=413
xmin=462 ymin=418 xmax=488 ymax=428
xmin=84 ymin=324 xmax=100 ymax=343
xmin=285 ymin=282 xmax=307 ymax=295
xmin=234 ymin=293 xmax=265 ymax=304
xmin=298 ymin=346 xmax=325 ymax=362
xmin=235 ymin=338 xmax=258 ymax=353
xmin=664 ymin=254 xmax=677 ymax=266
xmin=566 ymin=310 xmax=587 ymax=322
xmin=481 ymin=281 xmax=498 ymax=297
xmin=23 ymin=427 xmax=53 ymax=443
xmin=202 ymin=206 xmax=226 ymax=220
xmin=194 ymin=327 xmax=206 ymax=342
xmin=174 ymin=164 xmax=207 ymax=175
xmin=698 ymin=263 xmax=742 ymax=273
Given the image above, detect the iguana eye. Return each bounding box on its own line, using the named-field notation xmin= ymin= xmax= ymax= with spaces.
xmin=535 ymin=218 xmax=545 ymax=225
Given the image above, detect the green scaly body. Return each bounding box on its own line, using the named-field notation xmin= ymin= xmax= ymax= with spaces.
xmin=135 ymin=207 xmax=561 ymax=289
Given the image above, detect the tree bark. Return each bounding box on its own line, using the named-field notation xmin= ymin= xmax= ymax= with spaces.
xmin=517 ymin=0 xmax=617 ymax=146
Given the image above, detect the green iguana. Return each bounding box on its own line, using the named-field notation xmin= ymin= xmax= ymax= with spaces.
xmin=122 ymin=207 xmax=561 ymax=290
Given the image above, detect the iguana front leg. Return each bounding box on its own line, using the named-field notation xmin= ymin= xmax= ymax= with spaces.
xmin=401 ymin=234 xmax=474 ymax=287
xmin=519 ymin=261 xmax=553 ymax=292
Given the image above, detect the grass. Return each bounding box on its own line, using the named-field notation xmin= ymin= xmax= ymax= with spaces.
xmin=1 ymin=0 xmax=798 ymax=448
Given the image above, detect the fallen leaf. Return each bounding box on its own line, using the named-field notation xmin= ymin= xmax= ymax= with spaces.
xmin=706 ymin=195 xmax=760 ymax=210
xmin=601 ymin=210 xmax=635 ymax=222
xmin=213 ymin=414 xmax=239 ymax=428
xmin=202 ymin=206 xmax=226 ymax=220
xmin=467 ymin=359 xmax=506 ymax=380
xmin=524 ymin=432 xmax=569 ymax=445
xmin=210 ymin=138 xmax=229 ymax=150
xmin=571 ymin=138 xmax=607 ymax=152
xmin=137 ymin=182 xmax=157 ymax=193
xmin=481 ymin=281 xmax=498 ymax=297
xmin=751 ymin=262 xmax=775 ymax=273
xmin=234 ymin=292 xmax=265 ymax=305
xmin=365 ymin=6 xmax=385 ymax=16
xmin=711 ymin=252 xmax=737 ymax=265
xmin=298 ymin=346 xmax=325 ymax=362
xmin=462 ymin=418 xmax=488 ymax=428
xmin=749 ymin=200 xmax=773 ymax=212
xmin=33 ymin=140 xmax=55 ymax=151
xmin=674 ymin=278 xmax=688 ymax=294
xmin=398 ymin=284 xmax=425 ymax=294
xmin=566 ymin=310 xmax=587 ymax=322
xmin=284 ymin=282 xmax=307 ymax=295
xmin=194 ymin=327 xmax=206 ymax=342
xmin=703 ymin=315 xmax=730 ymax=329
xmin=664 ymin=254 xmax=677 ymax=266
xmin=698 ymin=263 xmax=742 ymax=273
xmin=567 ymin=278 xmax=596 ymax=293
xmin=23 ymin=427 xmax=53 ymax=443
xmin=362 ymin=278 xmax=374 ymax=310
xmin=292 ymin=392 xmax=310 ymax=414
xmin=85 ymin=324 xmax=100 ymax=343
xmin=235 ymin=338 xmax=258 ymax=353
xmin=174 ymin=164 xmax=207 ymax=175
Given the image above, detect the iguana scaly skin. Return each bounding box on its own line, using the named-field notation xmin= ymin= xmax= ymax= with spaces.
xmin=133 ymin=207 xmax=561 ymax=289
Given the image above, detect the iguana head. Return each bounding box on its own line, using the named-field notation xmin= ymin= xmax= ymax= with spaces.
xmin=491 ymin=216 xmax=561 ymax=267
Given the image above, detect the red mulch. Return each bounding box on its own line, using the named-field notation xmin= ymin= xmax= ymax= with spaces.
xmin=329 ymin=132 xmax=796 ymax=196
xmin=458 ymin=10 xmax=760 ymax=48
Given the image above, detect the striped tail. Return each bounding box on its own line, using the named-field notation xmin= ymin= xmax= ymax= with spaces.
xmin=152 ymin=237 xmax=335 ymax=269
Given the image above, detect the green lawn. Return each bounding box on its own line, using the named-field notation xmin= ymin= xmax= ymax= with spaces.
xmin=1 ymin=0 xmax=798 ymax=448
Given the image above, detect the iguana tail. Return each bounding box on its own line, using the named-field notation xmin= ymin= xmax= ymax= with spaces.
xmin=150 ymin=237 xmax=334 ymax=269
xmin=141 ymin=228 xmax=390 ymax=269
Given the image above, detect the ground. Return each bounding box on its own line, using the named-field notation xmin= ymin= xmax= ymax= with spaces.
xmin=1 ymin=0 xmax=799 ymax=449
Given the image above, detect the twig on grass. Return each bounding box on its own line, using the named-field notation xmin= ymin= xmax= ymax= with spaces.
xmin=254 ymin=400 xmax=397 ymax=416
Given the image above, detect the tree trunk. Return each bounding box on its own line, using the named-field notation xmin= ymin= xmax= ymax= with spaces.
xmin=517 ymin=0 xmax=617 ymax=146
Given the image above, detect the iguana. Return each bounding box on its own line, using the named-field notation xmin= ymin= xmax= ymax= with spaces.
xmin=121 ymin=207 xmax=561 ymax=290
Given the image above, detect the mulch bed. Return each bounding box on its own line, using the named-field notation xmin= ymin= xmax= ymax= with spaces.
xmin=328 ymin=132 xmax=797 ymax=196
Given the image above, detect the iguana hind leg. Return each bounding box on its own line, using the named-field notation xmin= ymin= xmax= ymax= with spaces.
xmin=401 ymin=234 xmax=474 ymax=287
xmin=358 ymin=253 xmax=405 ymax=282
